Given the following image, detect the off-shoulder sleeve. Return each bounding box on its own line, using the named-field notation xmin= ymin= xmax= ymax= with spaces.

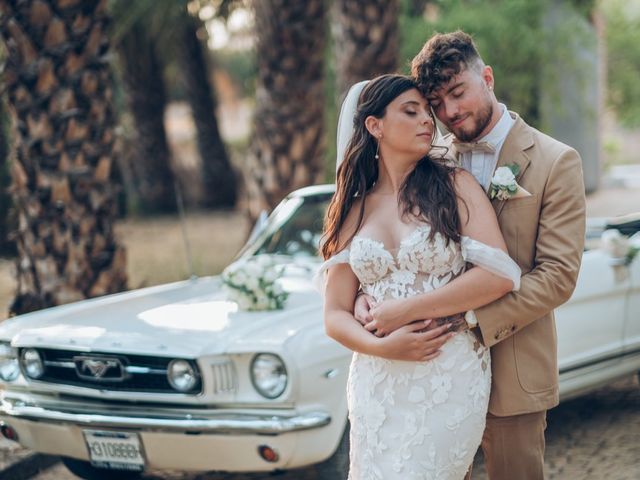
xmin=461 ymin=236 xmax=521 ymax=291
xmin=312 ymin=249 xmax=351 ymax=294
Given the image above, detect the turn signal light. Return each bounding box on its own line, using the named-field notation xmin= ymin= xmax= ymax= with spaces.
xmin=0 ymin=423 xmax=18 ymax=442
xmin=258 ymin=444 xmax=279 ymax=463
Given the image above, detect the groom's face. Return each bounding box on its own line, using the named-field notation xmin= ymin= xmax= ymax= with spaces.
xmin=427 ymin=66 xmax=494 ymax=142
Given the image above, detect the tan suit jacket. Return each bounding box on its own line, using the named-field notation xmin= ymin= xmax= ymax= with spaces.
xmin=452 ymin=113 xmax=586 ymax=416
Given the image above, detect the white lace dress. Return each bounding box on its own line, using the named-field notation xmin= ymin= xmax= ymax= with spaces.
xmin=318 ymin=224 xmax=520 ymax=480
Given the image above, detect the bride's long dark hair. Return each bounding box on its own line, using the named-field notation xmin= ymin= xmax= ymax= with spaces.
xmin=321 ymin=74 xmax=461 ymax=259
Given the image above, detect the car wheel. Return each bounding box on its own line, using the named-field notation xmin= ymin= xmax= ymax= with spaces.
xmin=315 ymin=422 xmax=350 ymax=478
xmin=61 ymin=458 xmax=142 ymax=480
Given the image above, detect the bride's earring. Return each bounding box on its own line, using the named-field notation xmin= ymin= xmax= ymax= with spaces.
xmin=375 ymin=135 xmax=381 ymax=159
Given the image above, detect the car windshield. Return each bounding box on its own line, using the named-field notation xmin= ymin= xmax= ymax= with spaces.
xmin=241 ymin=192 xmax=332 ymax=260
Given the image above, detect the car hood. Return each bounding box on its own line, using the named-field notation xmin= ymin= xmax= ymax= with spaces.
xmin=0 ymin=271 xmax=324 ymax=358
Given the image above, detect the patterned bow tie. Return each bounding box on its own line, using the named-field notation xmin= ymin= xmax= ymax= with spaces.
xmin=452 ymin=140 xmax=496 ymax=154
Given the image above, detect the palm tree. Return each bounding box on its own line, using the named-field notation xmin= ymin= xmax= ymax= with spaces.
xmin=0 ymin=0 xmax=127 ymax=315
xmin=176 ymin=12 xmax=236 ymax=209
xmin=0 ymin=98 xmax=13 ymax=255
xmin=333 ymin=0 xmax=400 ymax=99
xmin=247 ymin=0 xmax=325 ymax=221
xmin=111 ymin=0 xmax=237 ymax=211
xmin=116 ymin=18 xmax=178 ymax=214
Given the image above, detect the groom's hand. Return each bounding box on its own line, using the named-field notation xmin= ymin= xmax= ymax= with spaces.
xmin=353 ymin=293 xmax=375 ymax=326
xmin=366 ymin=298 xmax=414 ymax=337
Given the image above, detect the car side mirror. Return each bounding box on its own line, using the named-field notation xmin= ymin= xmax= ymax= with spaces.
xmin=600 ymin=229 xmax=637 ymax=267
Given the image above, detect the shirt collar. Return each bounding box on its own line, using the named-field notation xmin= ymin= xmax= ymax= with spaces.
xmin=478 ymin=103 xmax=514 ymax=148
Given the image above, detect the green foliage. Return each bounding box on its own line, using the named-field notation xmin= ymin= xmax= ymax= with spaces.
xmin=603 ymin=0 xmax=640 ymax=127
xmin=215 ymin=48 xmax=256 ymax=98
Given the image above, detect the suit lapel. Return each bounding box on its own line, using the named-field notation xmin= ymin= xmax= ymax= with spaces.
xmin=491 ymin=113 xmax=533 ymax=218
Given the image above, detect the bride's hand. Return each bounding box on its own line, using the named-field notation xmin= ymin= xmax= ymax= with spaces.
xmin=366 ymin=298 xmax=415 ymax=336
xmin=375 ymin=320 xmax=454 ymax=361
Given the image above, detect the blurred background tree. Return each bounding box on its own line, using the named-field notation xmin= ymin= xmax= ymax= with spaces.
xmin=176 ymin=7 xmax=237 ymax=209
xmin=0 ymin=98 xmax=13 ymax=256
xmin=113 ymin=10 xmax=177 ymax=214
xmin=245 ymin=0 xmax=325 ymax=221
xmin=0 ymin=0 xmax=127 ymax=314
xmin=602 ymin=0 xmax=640 ymax=128
xmin=333 ymin=0 xmax=400 ymax=101
xmin=110 ymin=0 xmax=236 ymax=213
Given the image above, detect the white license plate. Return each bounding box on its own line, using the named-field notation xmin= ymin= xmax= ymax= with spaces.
xmin=82 ymin=430 xmax=145 ymax=471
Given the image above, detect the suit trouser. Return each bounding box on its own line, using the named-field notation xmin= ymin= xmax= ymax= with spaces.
xmin=466 ymin=410 xmax=547 ymax=480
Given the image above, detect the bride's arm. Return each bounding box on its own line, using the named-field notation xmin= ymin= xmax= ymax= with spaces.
xmin=324 ymin=263 xmax=379 ymax=354
xmin=324 ymin=262 xmax=453 ymax=360
xmin=366 ymin=169 xmax=515 ymax=335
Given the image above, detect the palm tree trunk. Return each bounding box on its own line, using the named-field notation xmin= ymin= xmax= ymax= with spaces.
xmin=177 ymin=12 xmax=236 ymax=209
xmin=247 ymin=0 xmax=325 ymax=221
xmin=117 ymin=20 xmax=177 ymax=214
xmin=0 ymin=0 xmax=127 ymax=315
xmin=0 ymin=98 xmax=14 ymax=255
xmin=334 ymin=0 xmax=400 ymax=100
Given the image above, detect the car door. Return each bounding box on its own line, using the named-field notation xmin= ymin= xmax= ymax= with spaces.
xmin=622 ymin=252 xmax=640 ymax=356
xmin=555 ymin=248 xmax=629 ymax=374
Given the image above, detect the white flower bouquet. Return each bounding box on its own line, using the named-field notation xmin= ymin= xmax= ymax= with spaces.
xmin=221 ymin=255 xmax=289 ymax=311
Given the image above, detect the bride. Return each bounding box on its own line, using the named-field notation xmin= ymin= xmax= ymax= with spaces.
xmin=319 ymin=74 xmax=521 ymax=479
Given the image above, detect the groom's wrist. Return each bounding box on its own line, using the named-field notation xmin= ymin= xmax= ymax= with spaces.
xmin=433 ymin=313 xmax=467 ymax=332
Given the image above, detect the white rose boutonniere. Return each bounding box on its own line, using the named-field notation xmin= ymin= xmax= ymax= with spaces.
xmin=489 ymin=164 xmax=531 ymax=201
xmin=222 ymin=255 xmax=289 ymax=311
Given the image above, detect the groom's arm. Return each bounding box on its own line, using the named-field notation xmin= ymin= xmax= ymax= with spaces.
xmin=473 ymin=148 xmax=586 ymax=348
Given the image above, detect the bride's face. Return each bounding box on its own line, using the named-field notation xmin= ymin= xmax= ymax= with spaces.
xmin=371 ymin=88 xmax=434 ymax=160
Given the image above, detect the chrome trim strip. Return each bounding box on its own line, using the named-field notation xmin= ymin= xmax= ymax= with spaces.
xmin=44 ymin=361 xmax=75 ymax=368
xmin=0 ymin=400 xmax=330 ymax=434
xmin=124 ymin=366 xmax=167 ymax=375
xmin=42 ymin=362 xmax=166 ymax=375
xmin=559 ymin=347 xmax=640 ymax=375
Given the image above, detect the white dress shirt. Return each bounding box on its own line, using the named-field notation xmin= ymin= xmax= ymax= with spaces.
xmin=458 ymin=104 xmax=515 ymax=328
xmin=459 ymin=104 xmax=515 ymax=190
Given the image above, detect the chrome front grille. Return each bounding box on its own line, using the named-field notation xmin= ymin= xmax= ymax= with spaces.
xmin=211 ymin=360 xmax=237 ymax=394
xmin=24 ymin=348 xmax=202 ymax=395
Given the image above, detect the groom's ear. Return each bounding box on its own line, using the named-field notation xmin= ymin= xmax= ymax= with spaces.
xmin=365 ymin=116 xmax=382 ymax=138
xmin=482 ymin=65 xmax=495 ymax=90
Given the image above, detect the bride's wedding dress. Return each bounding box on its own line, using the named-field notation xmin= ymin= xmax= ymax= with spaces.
xmin=319 ymin=224 xmax=520 ymax=480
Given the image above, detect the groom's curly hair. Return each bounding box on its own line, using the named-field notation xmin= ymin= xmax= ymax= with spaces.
xmin=411 ymin=31 xmax=484 ymax=95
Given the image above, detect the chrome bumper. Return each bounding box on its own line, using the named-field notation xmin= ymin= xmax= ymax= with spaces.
xmin=0 ymin=397 xmax=331 ymax=435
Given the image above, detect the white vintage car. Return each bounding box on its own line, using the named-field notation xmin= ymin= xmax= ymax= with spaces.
xmin=0 ymin=184 xmax=639 ymax=479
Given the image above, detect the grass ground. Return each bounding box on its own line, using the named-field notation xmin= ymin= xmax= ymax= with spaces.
xmin=0 ymin=211 xmax=249 ymax=320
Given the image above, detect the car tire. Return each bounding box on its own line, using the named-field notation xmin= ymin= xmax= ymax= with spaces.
xmin=315 ymin=422 xmax=350 ymax=478
xmin=61 ymin=458 xmax=142 ymax=480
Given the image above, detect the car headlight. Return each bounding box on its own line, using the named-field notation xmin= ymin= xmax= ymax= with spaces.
xmin=250 ymin=353 xmax=288 ymax=399
xmin=167 ymin=359 xmax=200 ymax=393
xmin=20 ymin=348 xmax=45 ymax=379
xmin=0 ymin=342 xmax=19 ymax=382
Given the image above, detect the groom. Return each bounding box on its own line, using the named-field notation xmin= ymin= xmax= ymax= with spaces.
xmin=355 ymin=31 xmax=586 ymax=479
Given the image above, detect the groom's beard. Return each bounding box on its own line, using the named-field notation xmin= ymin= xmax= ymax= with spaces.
xmin=449 ymin=101 xmax=493 ymax=142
